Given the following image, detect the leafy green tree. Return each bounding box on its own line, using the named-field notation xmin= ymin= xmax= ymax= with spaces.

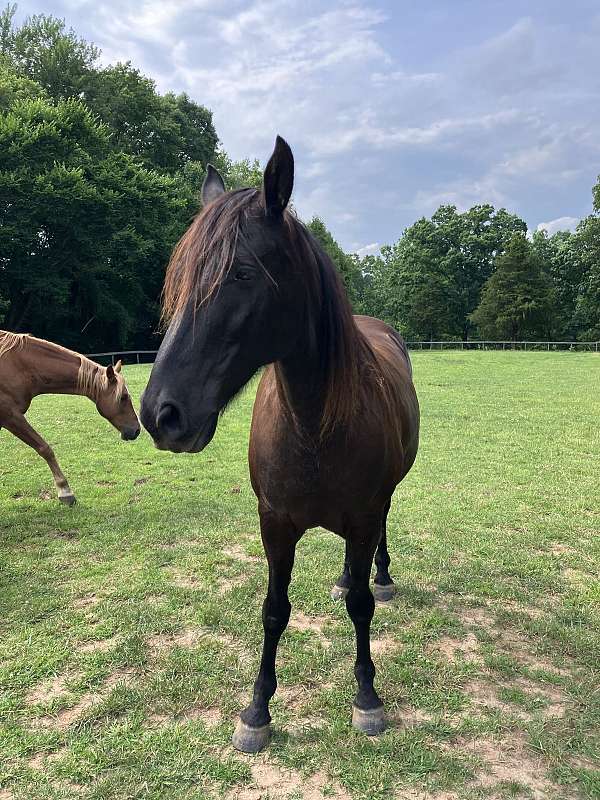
xmin=1 ymin=10 xmax=219 ymax=176
xmin=0 ymin=6 xmax=99 ymax=99
xmin=214 ymin=153 xmax=263 ymax=190
xmin=0 ymin=58 xmax=45 ymax=107
xmin=374 ymin=218 xmax=461 ymax=340
xmin=307 ymin=216 xmax=360 ymax=303
xmin=430 ymin=204 xmax=527 ymax=339
xmin=86 ymin=63 xmax=218 ymax=174
xmin=572 ymin=216 xmax=600 ymax=341
xmin=531 ymin=229 xmax=586 ymax=340
xmin=470 ymin=234 xmax=551 ymax=340
xmin=0 ymin=83 xmax=185 ymax=348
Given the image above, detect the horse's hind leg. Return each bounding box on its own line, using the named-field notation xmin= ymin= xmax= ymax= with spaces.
xmin=232 ymin=510 xmax=300 ymax=753
xmin=3 ymin=413 xmax=76 ymax=505
xmin=345 ymin=514 xmax=385 ymax=735
xmin=331 ymin=539 xmax=351 ymax=600
xmin=373 ymin=499 xmax=395 ymax=603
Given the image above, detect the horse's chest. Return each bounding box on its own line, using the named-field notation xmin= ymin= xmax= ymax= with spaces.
xmin=249 ymin=427 xmax=391 ymax=531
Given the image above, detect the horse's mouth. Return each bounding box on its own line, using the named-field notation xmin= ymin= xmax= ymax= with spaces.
xmin=153 ymin=412 xmax=218 ymax=454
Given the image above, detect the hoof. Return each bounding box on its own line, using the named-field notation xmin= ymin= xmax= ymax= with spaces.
xmin=330 ymin=584 xmax=349 ymax=601
xmin=232 ymin=719 xmax=271 ymax=753
xmin=352 ymin=704 xmax=386 ymax=736
xmin=59 ymin=493 xmax=76 ymax=507
xmin=373 ymin=582 xmax=396 ymax=604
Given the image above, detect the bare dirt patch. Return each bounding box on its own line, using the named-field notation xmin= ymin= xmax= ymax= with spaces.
xmin=287 ymin=715 xmax=327 ymax=736
xmin=223 ymin=545 xmax=261 ymax=564
xmin=288 ymin=612 xmax=331 ymax=648
xmin=464 ymin=673 xmax=569 ymax=720
xmin=72 ymin=594 xmax=100 ymax=610
xmin=27 ymin=752 xmax=46 ymax=769
xmin=457 ymin=605 xmax=496 ymax=628
xmin=550 ymin=543 xmax=577 ymax=557
xmin=217 ymin=574 xmax=247 ymax=595
xmin=146 ymin=627 xmax=203 ymax=655
xmin=36 ymin=668 xmax=135 ymax=730
xmin=148 ymin=706 xmax=222 ymax=728
xmin=472 ymin=734 xmax=558 ymax=798
xmin=432 ymin=632 xmax=481 ymax=663
xmin=79 ymin=634 xmax=119 ymax=654
xmin=495 ymin=598 xmax=548 ymax=620
xmin=226 ymin=759 xmax=350 ymax=800
xmin=275 ymin=683 xmax=312 ymax=711
xmin=496 ymin=628 xmax=571 ymax=676
xmin=389 ymin=705 xmax=431 ymax=730
xmin=370 ymin=634 xmax=399 ymax=656
xmin=395 ymin=790 xmax=460 ymax=800
xmin=26 ymin=671 xmax=82 ymax=705
xmin=168 ymin=569 xmax=203 ymax=590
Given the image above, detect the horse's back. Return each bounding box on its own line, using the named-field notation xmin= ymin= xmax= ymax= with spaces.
xmin=354 ymin=315 xmax=413 ymax=376
xmin=354 ymin=315 xmax=419 ymax=476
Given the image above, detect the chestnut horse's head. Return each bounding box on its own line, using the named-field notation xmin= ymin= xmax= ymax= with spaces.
xmin=141 ymin=136 xmax=308 ymax=452
xmin=88 ymin=360 xmax=141 ymax=441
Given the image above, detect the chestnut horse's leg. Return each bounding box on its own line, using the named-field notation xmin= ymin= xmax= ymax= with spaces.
xmin=3 ymin=412 xmax=76 ymax=505
xmin=232 ymin=511 xmax=300 ymax=753
xmin=373 ymin=499 xmax=395 ymax=603
xmin=345 ymin=513 xmax=386 ymax=735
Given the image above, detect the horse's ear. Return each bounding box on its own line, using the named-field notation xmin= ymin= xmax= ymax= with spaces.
xmin=263 ymin=135 xmax=294 ymax=217
xmin=201 ymin=164 xmax=226 ymax=205
xmin=106 ymin=364 xmax=117 ymax=383
xmin=114 ymin=359 xmax=122 ymax=374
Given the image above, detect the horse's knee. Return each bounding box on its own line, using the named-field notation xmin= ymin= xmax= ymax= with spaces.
xmin=38 ymin=443 xmax=54 ymax=460
xmin=262 ymin=597 xmax=291 ymax=636
xmin=345 ymin=584 xmax=375 ymax=626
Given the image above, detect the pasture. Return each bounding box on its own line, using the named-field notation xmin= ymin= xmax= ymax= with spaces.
xmin=0 ymin=352 xmax=599 ymax=800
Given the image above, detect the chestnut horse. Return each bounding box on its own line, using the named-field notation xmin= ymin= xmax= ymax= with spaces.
xmin=0 ymin=331 xmax=140 ymax=504
xmin=140 ymin=137 xmax=420 ymax=752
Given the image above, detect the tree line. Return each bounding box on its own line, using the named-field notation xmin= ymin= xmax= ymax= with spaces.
xmin=329 ymin=202 xmax=600 ymax=343
xmin=1 ymin=7 xmax=599 ymax=350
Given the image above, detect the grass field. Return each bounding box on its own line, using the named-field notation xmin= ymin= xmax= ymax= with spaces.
xmin=1 ymin=352 xmax=599 ymax=800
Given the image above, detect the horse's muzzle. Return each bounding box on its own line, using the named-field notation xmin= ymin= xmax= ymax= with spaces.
xmin=121 ymin=426 xmax=141 ymax=441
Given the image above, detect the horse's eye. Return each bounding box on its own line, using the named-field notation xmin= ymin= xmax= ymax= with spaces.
xmin=234 ymin=267 xmax=253 ymax=281
xmin=121 ymin=394 xmax=129 ymax=403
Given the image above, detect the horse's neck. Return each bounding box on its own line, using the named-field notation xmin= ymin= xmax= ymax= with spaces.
xmin=274 ymin=346 xmax=325 ymax=433
xmin=21 ymin=338 xmax=88 ymax=398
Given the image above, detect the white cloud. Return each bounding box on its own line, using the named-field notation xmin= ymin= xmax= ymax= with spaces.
xmin=355 ymin=242 xmax=380 ymax=257
xmin=18 ymin=0 xmax=600 ymax=250
xmin=536 ymin=216 xmax=580 ymax=235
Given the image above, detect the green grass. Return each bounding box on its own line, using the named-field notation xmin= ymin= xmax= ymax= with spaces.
xmin=0 ymin=352 xmax=599 ymax=800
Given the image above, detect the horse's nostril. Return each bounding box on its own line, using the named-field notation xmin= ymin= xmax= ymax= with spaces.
xmin=156 ymin=402 xmax=183 ymax=437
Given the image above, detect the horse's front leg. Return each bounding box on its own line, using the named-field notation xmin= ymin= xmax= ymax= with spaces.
xmin=3 ymin=412 xmax=76 ymax=505
xmin=232 ymin=510 xmax=300 ymax=753
xmin=345 ymin=512 xmax=386 ymax=735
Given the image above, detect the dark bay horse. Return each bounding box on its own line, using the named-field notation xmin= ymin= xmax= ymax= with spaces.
xmin=0 ymin=331 xmax=140 ymax=504
xmin=140 ymin=137 xmax=420 ymax=752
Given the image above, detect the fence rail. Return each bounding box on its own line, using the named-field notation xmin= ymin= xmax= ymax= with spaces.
xmin=405 ymin=341 xmax=600 ymax=351
xmin=87 ymin=341 xmax=600 ymax=364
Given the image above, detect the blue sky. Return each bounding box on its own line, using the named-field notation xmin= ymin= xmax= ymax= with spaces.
xmin=14 ymin=0 xmax=600 ymax=253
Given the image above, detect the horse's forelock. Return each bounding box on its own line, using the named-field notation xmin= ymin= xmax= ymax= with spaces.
xmin=162 ymin=188 xmax=261 ymax=324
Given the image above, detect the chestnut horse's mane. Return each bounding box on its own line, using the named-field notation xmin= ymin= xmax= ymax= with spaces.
xmin=0 ymin=330 xmax=122 ymax=402
xmin=162 ymin=190 xmax=389 ymax=437
xmin=77 ymin=357 xmax=124 ymax=402
xmin=0 ymin=331 xmax=28 ymax=360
